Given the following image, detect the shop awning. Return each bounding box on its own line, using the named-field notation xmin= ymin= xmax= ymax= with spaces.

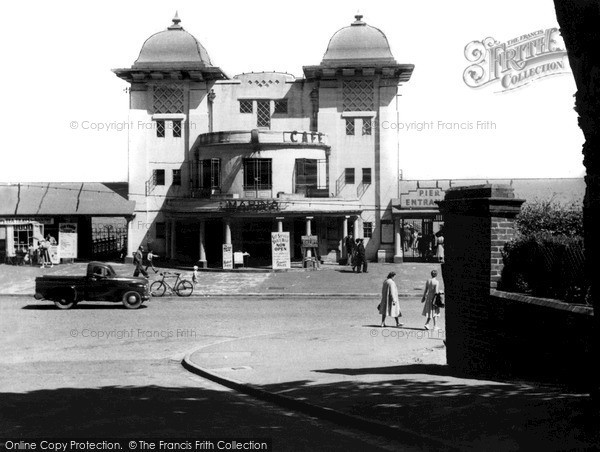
xmin=0 ymin=183 xmax=135 ymax=217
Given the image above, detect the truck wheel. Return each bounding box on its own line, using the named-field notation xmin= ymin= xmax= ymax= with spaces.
xmin=122 ymin=291 xmax=143 ymax=309
xmin=54 ymin=288 xmax=77 ymax=310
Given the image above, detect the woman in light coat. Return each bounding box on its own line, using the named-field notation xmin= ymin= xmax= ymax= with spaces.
xmin=378 ymin=272 xmax=403 ymax=328
xmin=421 ymin=269 xmax=441 ymax=330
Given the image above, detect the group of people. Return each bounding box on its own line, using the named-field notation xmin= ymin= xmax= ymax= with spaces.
xmin=132 ymin=245 xmax=159 ymax=278
xmin=378 ymin=269 xmax=443 ymax=330
xmin=345 ymin=233 xmax=368 ymax=273
xmin=401 ymin=225 xmax=445 ymax=263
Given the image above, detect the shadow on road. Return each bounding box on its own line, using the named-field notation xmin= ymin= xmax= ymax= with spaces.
xmin=21 ymin=304 xmax=149 ymax=310
xmin=256 ymin=367 xmax=600 ymax=450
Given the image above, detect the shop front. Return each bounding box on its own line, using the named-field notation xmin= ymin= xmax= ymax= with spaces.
xmin=0 ymin=183 xmax=135 ymax=264
xmin=165 ymin=196 xmax=362 ymax=268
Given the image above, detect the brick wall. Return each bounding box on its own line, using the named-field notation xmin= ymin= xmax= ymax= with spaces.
xmin=439 ymin=184 xmax=594 ymax=384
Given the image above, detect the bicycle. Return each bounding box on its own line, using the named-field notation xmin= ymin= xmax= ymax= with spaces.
xmin=150 ymin=271 xmax=194 ymax=297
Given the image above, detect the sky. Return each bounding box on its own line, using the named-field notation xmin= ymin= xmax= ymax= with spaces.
xmin=0 ymin=0 xmax=585 ymax=183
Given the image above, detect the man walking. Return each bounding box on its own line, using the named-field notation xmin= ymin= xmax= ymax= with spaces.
xmin=133 ymin=245 xmax=148 ymax=278
xmin=145 ymin=248 xmax=159 ymax=273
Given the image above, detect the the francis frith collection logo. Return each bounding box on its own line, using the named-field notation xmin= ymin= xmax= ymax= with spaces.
xmin=463 ymin=27 xmax=569 ymax=92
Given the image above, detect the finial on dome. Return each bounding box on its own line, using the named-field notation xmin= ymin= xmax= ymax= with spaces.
xmin=352 ymin=11 xmax=365 ymax=25
xmin=168 ymin=11 xmax=183 ymax=30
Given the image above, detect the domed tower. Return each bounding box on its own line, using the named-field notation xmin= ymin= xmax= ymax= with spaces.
xmin=112 ymin=13 xmax=227 ymax=259
xmin=304 ymin=14 xmax=414 ymax=263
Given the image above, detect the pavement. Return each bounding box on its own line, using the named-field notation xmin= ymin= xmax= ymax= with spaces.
xmin=0 ymin=260 xmax=436 ymax=297
xmin=2 ymin=260 xmax=599 ymax=450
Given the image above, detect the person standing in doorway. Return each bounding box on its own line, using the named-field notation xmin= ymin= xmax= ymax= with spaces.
xmin=421 ymin=269 xmax=441 ymax=330
xmin=378 ymin=272 xmax=402 ymax=327
xmin=402 ymin=225 xmax=412 ymax=253
xmin=145 ymin=248 xmax=159 ymax=273
xmin=411 ymin=227 xmax=419 ymax=254
xmin=133 ymin=245 xmax=148 ymax=278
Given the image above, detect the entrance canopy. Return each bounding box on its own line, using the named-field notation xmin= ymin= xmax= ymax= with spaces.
xmin=0 ymin=183 xmax=134 ymax=217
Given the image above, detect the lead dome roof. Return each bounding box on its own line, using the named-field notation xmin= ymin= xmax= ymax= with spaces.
xmin=321 ymin=14 xmax=397 ymax=65
xmin=133 ymin=13 xmax=212 ymax=68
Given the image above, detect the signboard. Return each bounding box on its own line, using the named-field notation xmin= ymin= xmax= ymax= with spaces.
xmin=0 ymin=217 xmax=54 ymax=225
xmin=399 ymin=188 xmax=444 ymax=209
xmin=59 ymin=222 xmax=78 ymax=259
xmin=220 ymin=199 xmax=280 ymax=212
xmin=283 ymin=131 xmax=327 ymax=145
xmin=301 ymin=235 xmax=318 ymax=248
xmin=271 ymin=232 xmax=291 ymax=269
xmin=222 ymin=244 xmax=233 ymax=269
xmin=380 ymin=220 xmax=395 ymax=244
xmin=49 ymin=245 xmax=60 ymax=264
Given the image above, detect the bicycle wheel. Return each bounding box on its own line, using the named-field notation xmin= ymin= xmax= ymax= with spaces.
xmin=175 ymin=280 xmax=193 ymax=297
xmin=150 ymin=281 xmax=166 ymax=297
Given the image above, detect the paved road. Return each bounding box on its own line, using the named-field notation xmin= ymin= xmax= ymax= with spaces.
xmin=0 ymin=295 xmax=426 ymax=451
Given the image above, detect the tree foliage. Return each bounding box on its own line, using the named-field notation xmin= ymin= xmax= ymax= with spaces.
xmin=516 ymin=200 xmax=583 ymax=236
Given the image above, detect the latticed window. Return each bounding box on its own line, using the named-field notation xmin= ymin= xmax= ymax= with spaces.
xmin=256 ymin=100 xmax=271 ymax=128
xmin=274 ymin=99 xmax=288 ymax=114
xmin=345 ymin=168 xmax=355 ymax=184
xmin=343 ymin=80 xmax=374 ymax=111
xmin=172 ymin=169 xmax=181 ymax=186
xmin=362 ymin=118 xmax=372 ymax=135
xmin=153 ymin=86 xmax=184 ymax=114
xmin=154 ymin=169 xmax=165 ymax=186
xmin=362 ymin=168 xmax=372 ymax=184
xmin=244 ymin=158 xmax=272 ymax=190
xmin=345 ymin=118 xmax=355 ymax=135
xmin=156 ymin=120 xmax=165 ymax=138
xmin=363 ymin=222 xmax=373 ymax=238
xmin=239 ymin=100 xmax=253 ymax=113
xmin=201 ymin=158 xmax=221 ymax=189
xmin=172 ymin=120 xmax=182 ymax=138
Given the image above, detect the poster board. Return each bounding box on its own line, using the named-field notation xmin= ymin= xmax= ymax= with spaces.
xmin=301 ymin=235 xmax=318 ymax=248
xmin=59 ymin=222 xmax=78 ymax=259
xmin=222 ymin=244 xmax=233 ymax=269
xmin=271 ymin=232 xmax=291 ymax=269
xmin=49 ymin=245 xmax=60 ymax=264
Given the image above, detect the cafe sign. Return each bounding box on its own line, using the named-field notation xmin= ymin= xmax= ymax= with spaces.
xmin=399 ymin=188 xmax=444 ymax=209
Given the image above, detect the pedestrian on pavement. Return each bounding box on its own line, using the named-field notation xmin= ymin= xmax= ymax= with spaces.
xmin=39 ymin=238 xmax=52 ymax=268
xmin=345 ymin=232 xmax=356 ymax=267
xmin=133 ymin=245 xmax=148 ymax=278
xmin=435 ymin=228 xmax=445 ymax=263
xmin=119 ymin=244 xmax=127 ymax=263
xmin=355 ymin=238 xmax=367 ymax=273
xmin=421 ymin=269 xmax=441 ymax=330
xmin=192 ymin=265 xmax=199 ymax=286
xmin=378 ymin=272 xmax=402 ymax=327
xmin=145 ymin=248 xmax=159 ymax=273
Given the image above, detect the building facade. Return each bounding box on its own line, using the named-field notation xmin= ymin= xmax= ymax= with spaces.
xmin=114 ymin=13 xmax=414 ymax=267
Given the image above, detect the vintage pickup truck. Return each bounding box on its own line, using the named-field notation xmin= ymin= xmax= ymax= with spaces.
xmin=34 ymin=262 xmax=150 ymax=309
